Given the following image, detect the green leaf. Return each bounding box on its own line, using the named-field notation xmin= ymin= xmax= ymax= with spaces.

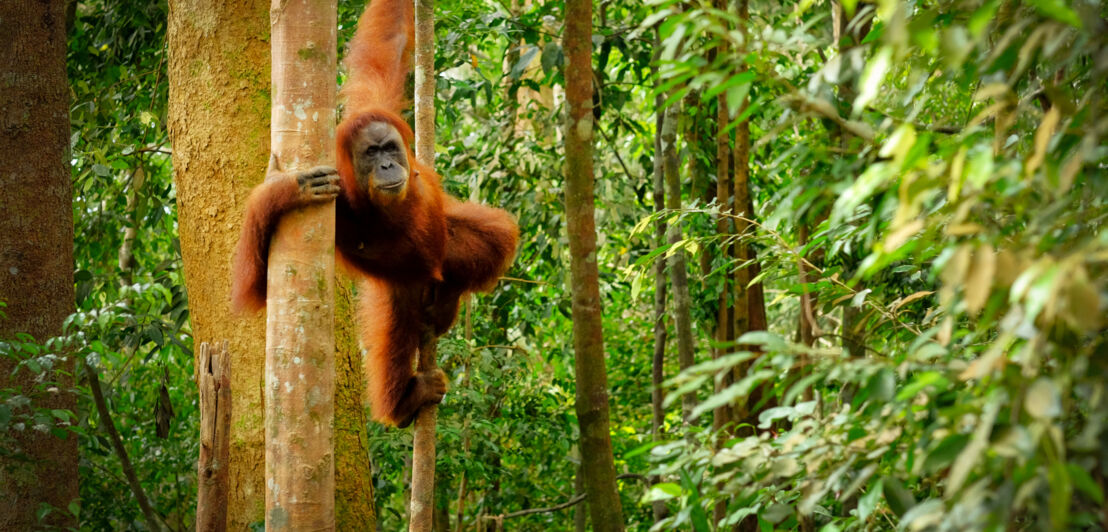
xmin=883 ymin=477 xmax=917 ymax=517
xmin=900 ymin=499 xmax=944 ymax=530
xmin=948 ymin=394 xmax=1002 ymax=493
xmin=853 ymin=46 xmax=892 ymax=116
xmin=894 ymin=371 xmax=949 ymax=401
xmin=762 ymin=503 xmax=791 ymax=524
xmin=540 ymin=42 xmax=562 ymax=77
xmin=1024 ymin=378 xmax=1062 ymax=420
xmin=703 ymin=70 xmax=754 ymax=100
xmin=1067 ymin=463 xmax=1105 ymax=505
xmin=646 ymin=482 xmax=682 ymax=502
xmin=923 ymin=434 xmax=969 ymax=474
xmin=690 ymin=370 xmax=774 ymax=420
xmin=1026 ymin=0 xmax=1082 ymax=27
xmin=509 ymin=45 xmax=540 ymax=80
xmin=1048 ymin=460 xmax=1072 ymax=530
xmin=734 ymin=331 xmax=787 ymax=352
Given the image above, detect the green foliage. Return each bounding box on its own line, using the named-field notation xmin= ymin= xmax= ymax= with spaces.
xmin=641 ymin=0 xmax=1108 ymax=530
xmin=57 ymin=0 xmax=1106 ymax=530
xmin=67 ymin=0 xmax=197 ymax=529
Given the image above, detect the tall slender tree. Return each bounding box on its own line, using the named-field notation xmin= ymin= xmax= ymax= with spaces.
xmin=662 ymin=102 xmax=698 ymax=422
xmin=563 ymin=0 xmax=625 ymax=529
xmin=410 ymin=0 xmax=439 ymax=530
xmin=650 ymin=36 xmax=670 ymax=525
xmin=0 ymin=1 xmax=78 ymax=528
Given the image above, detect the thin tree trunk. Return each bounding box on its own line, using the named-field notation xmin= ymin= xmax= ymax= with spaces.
xmin=564 ymin=1 xmax=625 ymax=529
xmin=0 ymin=2 xmax=78 ymax=529
xmin=713 ymin=38 xmax=734 ymax=435
xmin=264 ymin=0 xmax=337 ymax=529
xmin=662 ymin=102 xmax=698 ymax=422
xmin=832 ymin=0 xmax=870 ymax=362
xmin=573 ymin=462 xmax=588 ymax=532
xmin=650 ymin=56 xmax=670 ymax=525
xmin=711 ymin=3 xmax=735 ymax=526
xmin=731 ymin=80 xmax=772 ymax=433
xmin=197 ymin=341 xmax=232 ymax=532
xmin=410 ymin=0 xmax=439 ymax=530
xmin=453 ymin=298 xmax=473 ymax=532
xmin=433 ymin=476 xmax=450 ymax=532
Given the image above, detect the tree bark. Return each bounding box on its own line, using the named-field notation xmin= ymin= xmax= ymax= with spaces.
xmin=832 ymin=0 xmax=870 ymax=361
xmin=410 ymin=0 xmax=439 ymax=530
xmin=713 ymin=46 xmax=735 ymax=435
xmin=662 ymin=102 xmax=698 ymax=423
xmin=167 ymin=1 xmax=271 ymax=527
xmin=711 ymin=4 xmax=735 ymax=527
xmin=0 ymin=1 xmax=78 ymax=528
xmin=334 ymin=282 xmax=377 ymax=528
xmin=563 ymin=1 xmax=626 ymax=529
xmin=197 ymin=341 xmax=232 ymax=532
xmin=263 ymin=0 xmax=338 ymax=529
xmin=650 ymin=45 xmax=670 ymax=524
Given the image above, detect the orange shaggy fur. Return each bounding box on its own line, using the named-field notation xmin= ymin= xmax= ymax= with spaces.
xmin=232 ymin=0 xmax=519 ymax=427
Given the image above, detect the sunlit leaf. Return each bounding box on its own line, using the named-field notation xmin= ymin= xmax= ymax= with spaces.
xmin=1025 ymin=377 xmax=1061 ymax=420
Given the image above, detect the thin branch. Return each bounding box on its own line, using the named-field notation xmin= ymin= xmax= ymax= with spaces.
xmin=84 ymin=358 xmax=170 ymax=532
xmin=480 ymin=473 xmax=648 ymax=522
xmin=699 ymin=209 xmax=925 ymax=337
xmin=499 ymin=275 xmax=546 ymax=285
xmin=598 ymin=122 xmax=640 ymax=186
xmin=496 ymin=493 xmax=587 ymax=520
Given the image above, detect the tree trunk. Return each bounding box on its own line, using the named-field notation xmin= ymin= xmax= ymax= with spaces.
xmin=167 ymin=1 xmax=272 ymax=527
xmin=713 ymin=37 xmax=734 ymax=435
xmin=197 ymin=341 xmax=232 ymax=532
xmin=334 ymin=282 xmax=377 ymax=528
xmin=574 ymin=462 xmax=588 ymax=532
xmin=711 ymin=4 xmax=735 ymax=527
xmin=727 ymin=0 xmax=772 ymax=441
xmin=563 ymin=1 xmax=626 ymax=529
xmin=832 ymin=0 xmax=870 ymax=362
xmin=169 ymin=0 xmax=373 ymax=527
xmin=662 ymin=102 xmax=698 ymax=423
xmin=0 ymin=1 xmax=78 ymax=528
xmin=410 ymin=0 xmax=439 ymax=530
xmin=263 ymin=0 xmax=338 ymax=529
xmin=650 ymin=47 xmax=669 ymax=524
